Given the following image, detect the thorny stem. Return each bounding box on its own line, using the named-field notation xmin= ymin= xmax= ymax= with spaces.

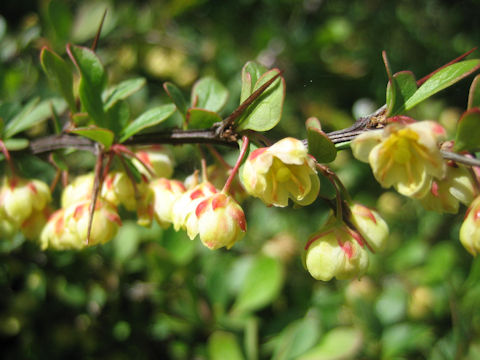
xmin=223 ymin=135 xmax=249 ymax=194
xmin=87 ymin=144 xmax=104 ymax=245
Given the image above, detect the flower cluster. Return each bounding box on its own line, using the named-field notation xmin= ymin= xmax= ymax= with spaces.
xmin=352 ymin=119 xmax=479 ymax=256
xmin=304 ymin=204 xmax=389 ymax=281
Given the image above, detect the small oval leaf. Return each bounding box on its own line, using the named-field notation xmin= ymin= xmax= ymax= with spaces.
xmin=119 ymin=104 xmax=176 ymax=142
xmin=40 ymin=47 xmax=76 ymax=111
xmin=404 ymin=59 xmax=480 ymax=112
xmin=306 ymin=118 xmax=337 ymax=163
xmin=236 ymin=69 xmax=285 ymax=132
xmin=103 ymin=77 xmax=146 ymax=110
xmin=163 ymin=82 xmax=188 ymax=117
xmin=69 ymin=126 xmax=114 ymax=149
xmin=187 ymin=108 xmax=222 ymax=129
xmin=468 ymin=74 xmax=480 ymax=110
xmin=454 ymin=108 xmax=480 ymax=152
xmin=231 ymin=255 xmax=284 ymax=314
xmin=67 ymin=44 xmax=107 ymax=126
xmin=191 ymin=76 xmax=228 ymax=112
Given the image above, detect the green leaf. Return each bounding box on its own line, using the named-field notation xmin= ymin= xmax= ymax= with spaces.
xmin=40 ymin=47 xmax=76 ymax=111
xmin=191 ymin=76 xmax=228 ymax=112
xmin=67 ymin=44 xmax=107 ymax=126
xmin=163 ymin=82 xmax=188 ymax=117
xmin=454 ymin=108 xmax=480 ymax=152
xmin=119 ymin=104 xmax=176 ymax=142
xmin=106 ymin=100 xmax=130 ymax=136
xmin=237 ymin=69 xmax=285 ymax=132
xmin=403 ymin=59 xmax=480 ymax=112
xmin=187 ymin=108 xmax=222 ymax=129
xmin=381 ymin=323 xmax=434 ymax=359
xmin=69 ymin=126 xmax=114 ymax=149
xmin=386 ymin=71 xmax=417 ymax=116
xmin=208 ymin=331 xmax=245 ymax=360
xmin=47 ymin=0 xmax=73 ymax=42
xmin=468 ymin=74 xmax=480 ymax=110
xmin=4 ymin=138 xmax=29 ymax=151
xmin=298 ymin=327 xmax=362 ymax=360
xmin=240 ymin=61 xmax=267 ymax=103
xmin=231 ymin=255 xmax=283 ymax=314
xmin=4 ymin=98 xmax=67 ymax=139
xmin=272 ymin=312 xmax=322 ymax=360
xmin=103 ymin=77 xmax=146 ymax=110
xmin=306 ymin=117 xmax=337 ymax=163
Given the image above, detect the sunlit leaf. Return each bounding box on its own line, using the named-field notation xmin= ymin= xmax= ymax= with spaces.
xmin=272 ymin=312 xmax=322 ymax=360
xmin=4 ymin=98 xmax=67 ymax=139
xmin=187 ymin=108 xmax=222 ymax=129
xmin=454 ymin=108 xmax=480 ymax=151
xmin=191 ymin=76 xmax=228 ymax=112
xmin=386 ymin=71 xmax=417 ymax=116
xmin=40 ymin=47 xmax=76 ymax=111
xmin=298 ymin=327 xmax=362 ymax=360
xmin=240 ymin=61 xmax=267 ymax=103
xmin=106 ymin=100 xmax=130 ymax=136
xmin=103 ymin=77 xmax=146 ymax=110
xmin=164 ymin=82 xmax=188 ymax=117
xmin=306 ymin=117 xmax=337 ymax=163
xmin=119 ymin=104 xmax=176 ymax=142
xmin=231 ymin=255 xmax=283 ymax=314
xmin=69 ymin=126 xmax=114 ymax=149
xmin=468 ymin=74 xmax=480 ymax=109
xmin=67 ymin=44 xmax=107 ymax=126
xmin=208 ymin=331 xmax=245 ymax=360
xmin=403 ymin=59 xmax=480 ymax=112
xmin=236 ymin=68 xmax=285 ymax=132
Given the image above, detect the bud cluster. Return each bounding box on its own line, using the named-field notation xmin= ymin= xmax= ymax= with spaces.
xmin=304 ymin=204 xmax=389 ymax=281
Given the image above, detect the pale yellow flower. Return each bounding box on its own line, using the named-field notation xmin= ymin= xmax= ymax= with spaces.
xmin=352 ymin=121 xmax=446 ymax=197
xmin=240 ymin=137 xmax=320 ymax=207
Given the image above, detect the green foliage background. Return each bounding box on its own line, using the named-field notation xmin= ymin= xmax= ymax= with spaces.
xmin=1 ymin=0 xmax=480 ymax=359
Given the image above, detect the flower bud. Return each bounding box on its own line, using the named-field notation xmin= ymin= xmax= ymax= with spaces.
xmin=131 ymin=145 xmax=174 ymax=179
xmin=171 ymin=182 xmax=218 ymax=239
xmin=61 ymin=173 xmax=95 ymax=207
xmin=150 ymin=178 xmax=186 ymax=228
xmin=1 ymin=177 xmax=51 ymax=226
xmin=304 ymin=220 xmax=369 ymax=281
xmin=195 ymin=192 xmax=246 ymax=249
xmin=240 ymin=137 xmax=320 ymax=207
xmin=459 ymin=195 xmax=480 ymax=256
xmin=349 ymin=203 xmax=388 ymax=252
xmin=208 ymin=165 xmax=248 ymax=204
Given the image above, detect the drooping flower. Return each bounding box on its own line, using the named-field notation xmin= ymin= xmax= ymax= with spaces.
xmin=351 ymin=121 xmax=446 ymax=197
xmin=150 ymin=178 xmax=186 ymax=228
xmin=61 ymin=173 xmax=95 ymax=207
xmin=349 ymin=203 xmax=389 ymax=252
xmin=102 ymin=171 xmax=154 ymax=226
xmin=459 ymin=195 xmax=480 ymax=256
xmin=0 ymin=177 xmax=51 ymax=226
xmin=171 ymin=181 xmax=218 ymax=239
xmin=240 ymin=137 xmax=320 ymax=207
xmin=419 ymin=164 xmax=477 ymax=213
xmin=195 ymin=192 xmax=246 ymax=250
xmin=40 ymin=199 xmax=122 ymax=250
xmin=304 ymin=218 xmax=369 ymax=281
